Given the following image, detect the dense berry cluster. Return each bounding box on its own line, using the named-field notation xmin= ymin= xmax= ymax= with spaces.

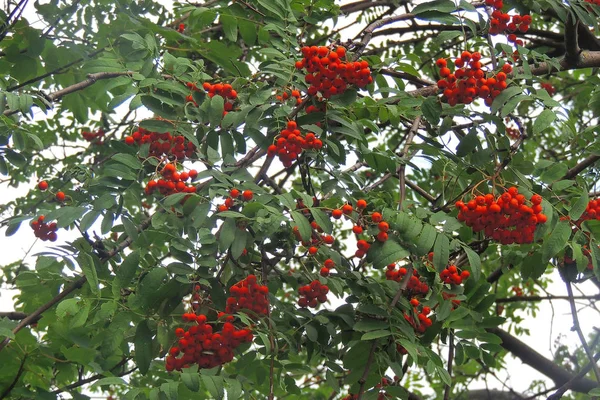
xmin=267 ymin=121 xmax=323 ymax=168
xmin=385 ymin=263 xmax=407 ymax=282
xmin=456 ymin=187 xmax=548 ymax=244
xmin=485 ymin=0 xmax=531 ymax=45
xmin=165 ymin=314 xmax=254 ymax=371
xmin=185 ymin=82 xmax=237 ymax=115
xmin=298 ymin=280 xmax=329 ymax=308
xmin=217 ymin=188 xmax=253 ymax=212
xmin=225 ymin=275 xmax=269 ymax=316
xmin=436 ymin=51 xmax=513 ymax=106
xmin=31 ymin=216 xmax=58 ymax=242
xmin=82 ymin=128 xmax=105 ymax=144
xmin=124 ymin=128 xmax=197 ymax=160
xmin=440 ymin=265 xmax=470 ymax=285
xmin=296 ymin=45 xmax=372 ymax=99
xmin=403 ymin=299 xmax=433 ymax=334
xmin=144 ymin=163 xmax=198 ymax=196
xmin=275 ymin=89 xmax=302 ymax=104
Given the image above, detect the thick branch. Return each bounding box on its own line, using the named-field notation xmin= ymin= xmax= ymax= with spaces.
xmin=489 ymin=327 xmax=598 ymax=393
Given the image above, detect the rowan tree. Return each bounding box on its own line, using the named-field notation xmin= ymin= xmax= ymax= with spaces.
xmin=1 ymin=0 xmax=600 ymax=399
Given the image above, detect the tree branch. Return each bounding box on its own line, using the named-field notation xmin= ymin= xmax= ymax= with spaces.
xmin=489 ymin=327 xmax=598 ymax=393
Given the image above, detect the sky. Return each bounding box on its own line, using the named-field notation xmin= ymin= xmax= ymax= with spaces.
xmin=0 ymin=0 xmax=598 ymax=399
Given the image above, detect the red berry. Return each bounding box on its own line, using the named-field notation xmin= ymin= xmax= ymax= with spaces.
xmin=230 ymin=188 xmax=240 ymax=198
xmin=371 ymin=212 xmax=383 ymax=223
xmin=242 ymin=190 xmax=253 ymax=201
xmin=332 ymin=209 xmax=343 ymax=219
xmin=56 ymin=191 xmax=65 ymax=202
xmin=38 ymin=181 xmax=48 ymax=191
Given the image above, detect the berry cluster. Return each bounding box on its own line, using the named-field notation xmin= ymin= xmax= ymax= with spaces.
xmin=403 ymin=300 xmax=433 ymax=334
xmin=31 ymin=215 xmax=58 ymax=242
xmin=440 ymin=265 xmax=470 ymax=285
xmin=275 ymin=89 xmax=302 ymax=104
xmin=82 ymin=128 xmax=105 ymax=144
xmin=185 ymin=82 xmax=237 ymax=115
xmin=541 ymin=82 xmax=556 ymax=96
xmin=436 ymin=51 xmax=513 ymax=106
xmin=575 ymin=199 xmax=600 ymax=225
xmin=298 ymin=280 xmax=329 ymax=308
xmin=456 ymin=187 xmax=548 ymax=244
xmin=385 ymin=263 xmax=407 ymax=282
xmin=225 ymin=275 xmax=269 ymax=316
xmin=296 ymin=46 xmax=373 ymax=99
xmin=319 ymin=258 xmax=336 ymax=277
xmin=144 ymin=163 xmax=198 ymax=196
xmin=512 ymin=286 xmax=524 ymax=296
xmin=485 ymin=0 xmax=531 ymax=45
xmin=332 ymin=201 xmax=389 ymax=258
xmin=217 ymin=188 xmax=253 ymax=212
xmin=267 ymin=121 xmax=323 ymax=168
xmin=165 ymin=314 xmax=254 ymax=371
xmin=124 ymin=128 xmax=197 ymax=160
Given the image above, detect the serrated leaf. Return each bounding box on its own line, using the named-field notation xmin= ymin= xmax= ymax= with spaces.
xmin=433 ymin=234 xmax=449 ymax=271
xmin=291 ymin=211 xmax=312 ymax=242
xmin=139 ymin=119 xmax=174 ymax=133
xmin=462 ymin=245 xmax=481 ymax=282
xmin=416 ymin=224 xmax=437 ymax=256
xmin=134 ymin=320 xmax=153 ymax=375
xmin=112 ymin=153 xmax=142 ymax=170
xmin=311 ymin=208 xmax=333 ymax=234
xmin=77 ymin=253 xmax=99 ymax=295
xmin=570 ymin=190 xmax=589 ymax=221
xmin=201 ymin=375 xmax=224 ymax=399
xmin=456 ymin=130 xmax=479 ymax=157
xmin=209 ymin=95 xmax=224 ymax=127
xmin=361 ymin=330 xmax=391 ymax=340
xmin=182 ymin=371 xmax=200 ymax=392
xmin=541 ymin=221 xmax=572 ymax=263
xmin=117 ymin=250 xmax=140 ymax=288
xmin=533 ymin=109 xmax=557 ymax=135
xmin=367 ymin=239 xmax=410 ymax=269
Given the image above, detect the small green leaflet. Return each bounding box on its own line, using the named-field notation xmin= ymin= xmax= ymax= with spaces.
xmin=533 ymin=109 xmax=557 ymax=135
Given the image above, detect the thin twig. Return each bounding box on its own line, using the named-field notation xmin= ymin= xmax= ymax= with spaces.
xmin=565 ymin=281 xmax=600 ymax=382
xmin=443 ymin=331 xmax=454 ymax=400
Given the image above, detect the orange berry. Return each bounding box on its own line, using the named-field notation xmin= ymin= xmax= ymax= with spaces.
xmin=308 ymin=246 xmax=319 ymax=255
xmin=376 ymin=231 xmax=388 ymax=242
xmin=56 ymin=191 xmax=65 ymax=202
xmin=352 ymin=225 xmax=363 ymax=235
xmin=38 ymin=181 xmax=48 ymax=191
xmin=242 ymin=190 xmax=253 ymax=201
xmin=378 ymin=221 xmax=389 ymax=232
xmin=371 ymin=212 xmax=383 ymax=223
xmin=356 ymin=199 xmax=367 ymax=209
xmin=230 ymin=188 xmax=240 ymax=198
xmin=342 ymin=204 xmax=353 ymax=215
xmin=332 ymin=209 xmax=343 ymax=219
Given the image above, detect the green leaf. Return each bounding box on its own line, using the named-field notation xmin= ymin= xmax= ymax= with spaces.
xmin=291 ymin=211 xmax=312 ymax=242
xmin=413 ymin=0 xmax=456 ymax=14
xmin=134 ymin=320 xmax=153 ymax=375
xmin=220 ymin=14 xmax=238 ymax=42
xmin=541 ymin=221 xmax=572 ymax=263
xmin=361 ymin=330 xmax=391 ymax=340
xmin=456 ymin=130 xmax=479 ymax=157
xmin=570 ymin=190 xmax=589 ymax=221
xmin=77 ymin=253 xmax=99 ymax=295
xmin=533 ymin=109 xmax=557 ymax=135
xmin=209 ymin=95 xmax=225 ymax=127
xmin=415 ymin=224 xmax=437 ymax=256
xmin=117 ymin=250 xmax=140 ymax=288
xmin=462 ymin=245 xmax=481 ymax=282
xmin=432 ymin=234 xmax=449 ymax=272
xmin=311 ymin=208 xmax=333 ymax=234
xmin=201 ymin=375 xmax=224 ymax=399
xmin=491 ymin=86 xmax=522 ymax=114
xmin=182 ymin=371 xmax=200 ymax=392
xmin=421 ymin=96 xmax=442 ymax=125
xmin=367 ymin=239 xmax=410 ymax=269
xmin=139 ymin=119 xmax=175 ymax=133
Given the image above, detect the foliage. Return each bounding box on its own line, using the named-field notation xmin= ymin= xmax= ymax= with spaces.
xmin=1 ymin=0 xmax=600 ymax=399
